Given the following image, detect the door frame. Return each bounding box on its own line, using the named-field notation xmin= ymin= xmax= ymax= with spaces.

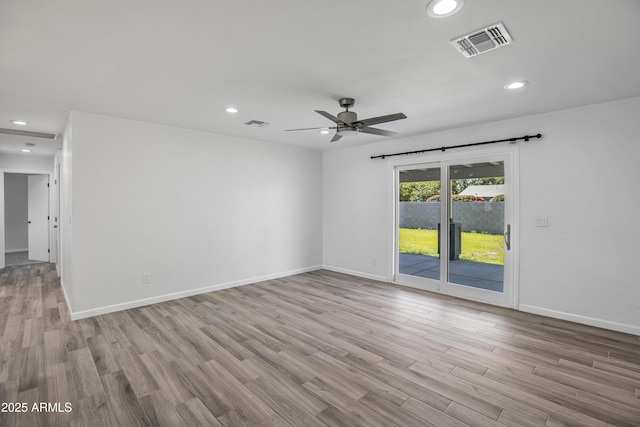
xmin=0 ymin=167 xmax=55 ymax=269
xmin=390 ymin=145 xmax=520 ymax=309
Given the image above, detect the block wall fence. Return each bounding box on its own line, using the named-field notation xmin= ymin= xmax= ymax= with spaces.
xmin=399 ymin=202 xmax=504 ymax=234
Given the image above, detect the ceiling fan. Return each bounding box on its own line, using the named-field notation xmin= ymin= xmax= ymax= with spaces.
xmin=286 ymin=98 xmax=407 ymax=142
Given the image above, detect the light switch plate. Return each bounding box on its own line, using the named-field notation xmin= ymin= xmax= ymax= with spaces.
xmin=535 ymin=216 xmax=548 ymax=227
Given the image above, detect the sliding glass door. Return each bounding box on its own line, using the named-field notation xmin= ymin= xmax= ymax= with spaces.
xmin=395 ymin=152 xmax=515 ymax=307
xmin=397 ymin=166 xmax=441 ymax=284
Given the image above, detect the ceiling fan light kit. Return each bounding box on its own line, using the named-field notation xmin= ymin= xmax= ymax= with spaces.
xmin=286 ymin=97 xmax=407 ymax=143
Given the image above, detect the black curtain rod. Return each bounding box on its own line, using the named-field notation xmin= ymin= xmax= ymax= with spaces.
xmin=370 ymin=133 xmax=542 ymax=160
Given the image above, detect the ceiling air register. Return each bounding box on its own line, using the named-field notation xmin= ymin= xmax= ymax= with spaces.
xmin=451 ymin=22 xmax=513 ymax=58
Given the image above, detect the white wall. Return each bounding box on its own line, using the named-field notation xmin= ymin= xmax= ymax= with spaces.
xmin=4 ymin=173 xmax=28 ymax=251
xmin=59 ymin=120 xmax=74 ymax=308
xmin=0 ymin=153 xmax=54 ymax=171
xmin=63 ymin=112 xmax=323 ymax=317
xmin=323 ymin=96 xmax=640 ymax=335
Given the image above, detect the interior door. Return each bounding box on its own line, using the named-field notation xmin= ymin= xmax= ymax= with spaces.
xmin=395 ymin=153 xmax=515 ymax=307
xmin=28 ymin=174 xmax=49 ymax=262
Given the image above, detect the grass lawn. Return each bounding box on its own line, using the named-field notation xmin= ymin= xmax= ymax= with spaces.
xmin=399 ymin=228 xmax=504 ymax=265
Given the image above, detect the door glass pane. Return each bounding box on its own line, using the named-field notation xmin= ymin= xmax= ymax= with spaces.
xmin=398 ymin=167 xmax=441 ymax=280
xmin=447 ymin=162 xmax=505 ymax=292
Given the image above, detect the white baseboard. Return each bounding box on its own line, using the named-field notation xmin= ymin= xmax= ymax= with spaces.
xmin=519 ymin=304 xmax=640 ymax=336
xmin=322 ymin=265 xmax=640 ymax=336
xmin=62 ymin=263 xmax=640 ymax=337
xmin=5 ymin=248 xmax=28 ymax=254
xmin=68 ymin=265 xmax=323 ymax=320
xmin=321 ymin=265 xmax=389 ymax=283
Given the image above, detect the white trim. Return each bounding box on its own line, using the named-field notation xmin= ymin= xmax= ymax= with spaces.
xmin=326 ymin=266 xmax=640 ymax=336
xmin=509 ymin=147 xmax=520 ymax=309
xmin=1 ymin=167 xmax=53 ymax=175
xmin=322 ymin=264 xmax=389 ymax=283
xmin=0 ymin=173 xmax=3 ymax=269
xmin=5 ymin=248 xmax=28 ymax=253
xmin=439 ymin=152 xmax=515 ymax=307
xmin=392 ymin=147 xmax=518 ymax=309
xmin=391 ymin=278 xmax=438 ymax=293
xmin=520 ymin=304 xmax=640 ymax=336
xmin=386 ymin=144 xmax=518 ymax=168
xmin=439 ymin=284 xmax=510 ymax=307
xmin=68 ymin=265 xmax=323 ymax=320
xmin=60 ymin=277 xmax=73 ymax=320
xmin=389 ymin=166 xmax=400 ymax=282
xmin=1 ymin=169 xmax=55 ymax=268
xmin=320 ymin=264 xmax=640 ymax=336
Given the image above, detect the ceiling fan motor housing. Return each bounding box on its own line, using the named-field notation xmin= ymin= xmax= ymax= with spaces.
xmin=337 ymin=110 xmax=357 ymax=124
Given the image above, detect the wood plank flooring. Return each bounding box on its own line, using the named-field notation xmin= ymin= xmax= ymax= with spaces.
xmin=1 ymin=263 xmax=639 ymax=426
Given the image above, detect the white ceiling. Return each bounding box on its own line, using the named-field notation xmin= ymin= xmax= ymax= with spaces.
xmin=1 ymin=0 xmax=640 ymax=156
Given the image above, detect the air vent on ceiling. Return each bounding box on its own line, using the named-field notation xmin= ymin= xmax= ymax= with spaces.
xmin=0 ymin=128 xmax=57 ymax=139
xmin=244 ymin=120 xmax=269 ymax=127
xmin=451 ymin=22 xmax=513 ymax=58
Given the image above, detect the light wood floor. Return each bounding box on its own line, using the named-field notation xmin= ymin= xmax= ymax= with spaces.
xmin=1 ymin=264 xmax=639 ymax=426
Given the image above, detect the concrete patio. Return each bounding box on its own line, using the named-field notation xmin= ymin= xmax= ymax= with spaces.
xmin=399 ymin=253 xmax=504 ymax=292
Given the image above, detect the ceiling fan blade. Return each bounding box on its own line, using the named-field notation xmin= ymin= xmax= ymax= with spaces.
xmin=357 ymin=112 xmax=407 ymax=127
xmin=315 ymin=110 xmax=349 ymax=125
xmin=285 ymin=126 xmax=335 ymax=131
xmin=330 ymin=133 xmax=343 ymax=143
xmin=359 ymin=126 xmax=397 ymax=137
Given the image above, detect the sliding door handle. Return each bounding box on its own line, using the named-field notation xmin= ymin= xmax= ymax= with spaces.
xmin=504 ymin=224 xmax=511 ymax=251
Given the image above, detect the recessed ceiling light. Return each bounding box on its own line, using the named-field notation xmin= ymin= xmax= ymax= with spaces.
xmin=21 ymin=149 xmax=31 ymax=153
xmin=225 ymin=107 xmax=238 ymax=113
xmin=11 ymin=120 xmax=28 ymax=126
xmin=505 ymin=80 xmax=529 ymax=90
xmin=426 ymin=0 xmax=464 ymax=18
xmin=319 ymin=129 xmax=330 ymax=135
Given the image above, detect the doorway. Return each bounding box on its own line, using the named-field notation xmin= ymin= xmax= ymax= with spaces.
xmin=3 ymin=173 xmax=50 ymax=267
xmin=394 ymin=151 xmax=517 ymax=307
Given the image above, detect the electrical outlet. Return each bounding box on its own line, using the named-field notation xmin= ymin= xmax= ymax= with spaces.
xmin=142 ymin=273 xmax=151 ymax=284
xmin=372 ymin=258 xmax=378 ymax=266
